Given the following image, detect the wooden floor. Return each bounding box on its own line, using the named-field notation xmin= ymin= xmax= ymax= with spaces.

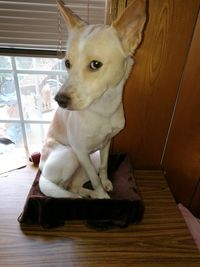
xmin=0 ymin=165 xmax=199 ymax=267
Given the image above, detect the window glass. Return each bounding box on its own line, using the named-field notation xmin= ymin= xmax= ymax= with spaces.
xmin=25 ymin=123 xmax=49 ymax=153
xmin=0 ymin=73 xmax=20 ymax=120
xmin=0 ymin=56 xmax=12 ymax=69
xmin=0 ymin=122 xmax=23 ymax=145
xmin=0 ymin=122 xmax=26 ymax=174
xmin=18 ymin=73 xmax=66 ymax=121
xmin=16 ymin=57 xmax=66 ymax=71
xmin=0 ymin=56 xmax=66 ymax=165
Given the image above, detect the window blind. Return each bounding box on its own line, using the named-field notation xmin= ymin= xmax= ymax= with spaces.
xmin=0 ymin=0 xmax=106 ymax=57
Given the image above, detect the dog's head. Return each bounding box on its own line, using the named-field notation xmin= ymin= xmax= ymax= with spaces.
xmin=55 ymin=0 xmax=146 ymax=110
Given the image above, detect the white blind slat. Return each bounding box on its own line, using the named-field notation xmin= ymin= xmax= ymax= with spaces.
xmin=0 ymin=0 xmax=106 ymax=56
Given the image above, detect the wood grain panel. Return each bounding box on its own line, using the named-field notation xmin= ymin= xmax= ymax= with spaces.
xmin=112 ymin=0 xmax=200 ymax=168
xmin=162 ymin=11 xmax=200 ymax=210
xmin=0 ymin=165 xmax=199 ymax=266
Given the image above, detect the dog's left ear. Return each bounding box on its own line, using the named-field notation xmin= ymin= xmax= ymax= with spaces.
xmin=57 ymin=0 xmax=86 ymax=30
xmin=112 ymin=0 xmax=146 ymax=55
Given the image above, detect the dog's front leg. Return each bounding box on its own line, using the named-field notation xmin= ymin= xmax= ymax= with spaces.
xmin=99 ymin=141 xmax=113 ymax=192
xmin=73 ymin=149 xmax=110 ymax=199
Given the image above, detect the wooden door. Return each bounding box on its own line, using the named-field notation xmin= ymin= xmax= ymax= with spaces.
xmin=112 ymin=0 xmax=200 ymax=169
xmin=162 ymin=11 xmax=200 ymax=212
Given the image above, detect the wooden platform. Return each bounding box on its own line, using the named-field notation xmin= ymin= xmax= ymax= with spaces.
xmin=0 ymin=165 xmax=199 ymax=266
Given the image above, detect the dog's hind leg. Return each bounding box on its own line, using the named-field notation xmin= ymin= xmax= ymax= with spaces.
xmin=39 ymin=144 xmax=80 ymax=198
xmin=68 ymin=151 xmax=99 ymax=197
xmin=71 ymin=147 xmax=109 ymax=197
xmin=69 ymin=167 xmax=110 ymax=199
xmin=69 ymin=151 xmax=110 ymax=199
xmin=39 ymin=175 xmax=79 ymax=198
xmin=68 ymin=167 xmax=93 ymax=198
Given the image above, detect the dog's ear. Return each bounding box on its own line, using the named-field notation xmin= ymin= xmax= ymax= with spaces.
xmin=57 ymin=0 xmax=86 ymax=30
xmin=112 ymin=0 xmax=146 ymax=55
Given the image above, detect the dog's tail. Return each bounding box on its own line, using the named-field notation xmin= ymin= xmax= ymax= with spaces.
xmin=39 ymin=174 xmax=80 ymax=198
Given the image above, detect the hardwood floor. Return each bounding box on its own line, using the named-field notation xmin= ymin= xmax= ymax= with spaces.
xmin=0 ymin=165 xmax=199 ymax=266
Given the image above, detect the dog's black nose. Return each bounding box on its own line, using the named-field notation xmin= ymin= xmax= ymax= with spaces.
xmin=54 ymin=93 xmax=71 ymax=108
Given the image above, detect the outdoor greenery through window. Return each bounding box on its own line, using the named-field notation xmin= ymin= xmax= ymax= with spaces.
xmin=0 ymin=56 xmax=67 ymax=173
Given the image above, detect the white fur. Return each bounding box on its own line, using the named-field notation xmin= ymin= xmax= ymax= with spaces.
xmin=39 ymin=0 xmax=146 ymax=199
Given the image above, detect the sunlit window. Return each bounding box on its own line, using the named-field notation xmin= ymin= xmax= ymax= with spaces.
xmin=0 ymin=56 xmax=67 ymax=172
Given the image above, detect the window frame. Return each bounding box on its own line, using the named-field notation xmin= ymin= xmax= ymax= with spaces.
xmin=0 ymin=55 xmax=66 ymax=155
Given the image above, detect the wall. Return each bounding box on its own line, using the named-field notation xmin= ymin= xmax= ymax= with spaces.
xmin=111 ymin=0 xmax=200 ymax=213
xmin=162 ymin=11 xmax=200 ymax=216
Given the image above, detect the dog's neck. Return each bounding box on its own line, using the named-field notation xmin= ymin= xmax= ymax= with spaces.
xmin=88 ymin=56 xmax=133 ymax=117
xmin=88 ymin=80 xmax=124 ymax=117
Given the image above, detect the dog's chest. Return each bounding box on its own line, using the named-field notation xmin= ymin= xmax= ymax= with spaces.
xmin=69 ymin=107 xmax=125 ymax=152
xmin=86 ymin=115 xmax=124 ymax=151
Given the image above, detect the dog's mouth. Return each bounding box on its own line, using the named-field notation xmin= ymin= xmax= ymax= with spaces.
xmin=54 ymin=93 xmax=71 ymax=109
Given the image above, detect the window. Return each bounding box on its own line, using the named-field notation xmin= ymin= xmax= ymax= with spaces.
xmin=0 ymin=0 xmax=107 ymax=56
xmin=0 ymin=55 xmax=67 ymax=172
xmin=0 ymin=0 xmax=108 ymax=173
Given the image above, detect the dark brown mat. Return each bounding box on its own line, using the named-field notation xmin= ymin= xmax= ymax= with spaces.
xmin=18 ymin=154 xmax=144 ymax=229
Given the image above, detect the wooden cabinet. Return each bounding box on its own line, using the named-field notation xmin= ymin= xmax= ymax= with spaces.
xmin=111 ymin=0 xmax=200 ymax=215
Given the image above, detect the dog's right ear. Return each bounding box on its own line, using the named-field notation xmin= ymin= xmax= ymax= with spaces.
xmin=57 ymin=0 xmax=86 ymax=30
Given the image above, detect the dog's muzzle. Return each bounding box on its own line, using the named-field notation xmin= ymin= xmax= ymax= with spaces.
xmin=54 ymin=93 xmax=71 ymax=108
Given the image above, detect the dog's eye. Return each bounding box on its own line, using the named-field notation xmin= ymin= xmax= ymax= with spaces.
xmin=89 ymin=60 xmax=103 ymax=71
xmin=65 ymin=59 xmax=71 ymax=69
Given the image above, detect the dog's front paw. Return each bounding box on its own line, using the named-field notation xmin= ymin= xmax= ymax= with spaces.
xmin=101 ymin=178 xmax=113 ymax=192
xmin=90 ymin=186 xmax=110 ymax=199
xmin=99 ymin=170 xmax=113 ymax=192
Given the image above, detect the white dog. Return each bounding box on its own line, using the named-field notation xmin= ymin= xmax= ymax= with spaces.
xmin=39 ymin=0 xmax=146 ymax=199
